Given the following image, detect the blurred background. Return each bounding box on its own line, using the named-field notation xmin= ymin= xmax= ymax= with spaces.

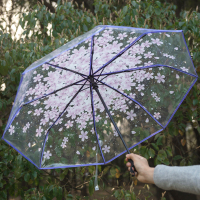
xmin=0 ymin=0 xmax=200 ymax=199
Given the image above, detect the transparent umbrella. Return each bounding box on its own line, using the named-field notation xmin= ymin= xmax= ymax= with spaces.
xmin=2 ymin=25 xmax=198 ymax=190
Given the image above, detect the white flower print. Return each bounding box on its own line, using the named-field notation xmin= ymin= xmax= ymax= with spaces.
xmin=117 ymin=33 xmax=127 ymax=40
xmin=63 ymin=137 xmax=68 ymax=143
xmin=43 ymin=150 xmax=52 ymax=159
xmin=154 ymin=112 xmax=161 ymax=119
xmin=114 ymin=130 xmax=118 ymax=136
xmin=34 ymin=108 xmax=43 ymax=116
xmin=144 ymin=61 xmax=153 ymax=66
xmin=176 ymin=74 xmax=180 ymax=79
xmin=36 ymin=126 xmax=43 ymax=137
xmin=9 ymin=125 xmax=15 ymax=135
xmin=151 ymin=92 xmax=157 ymax=98
xmin=102 ymin=145 xmax=110 ymax=153
xmin=180 ymin=67 xmax=188 ymax=72
xmin=155 ymin=96 xmax=160 ymax=102
xmin=155 ymin=73 xmax=165 ymax=83
xmin=145 ymin=118 xmax=149 ymax=123
xmin=76 ymin=150 xmax=80 ymax=155
xmin=61 ymin=142 xmax=66 ymax=148
xmin=79 ymin=131 xmax=88 ymax=142
xmin=135 ymin=104 xmax=140 ymax=109
xmin=131 ymin=131 xmax=136 ymax=134
xmin=23 ymin=126 xmax=27 ymax=133
xmin=26 ymin=122 xmax=30 ymax=128
xmin=165 ymin=33 xmax=170 ymax=37
xmin=144 ymin=52 xmax=154 ymax=58
xmin=151 ymin=38 xmax=163 ymax=46
xmin=92 ymin=146 xmax=96 ymax=151
xmin=136 ymin=84 xmax=145 ymax=91
xmin=169 ymin=91 xmax=174 ymax=94
xmin=33 ymin=74 xmax=43 ymax=82
xmin=126 ymin=110 xmax=136 ymax=121
xmin=174 ymin=47 xmax=178 ymax=50
xmin=28 ymin=142 xmax=31 ymax=147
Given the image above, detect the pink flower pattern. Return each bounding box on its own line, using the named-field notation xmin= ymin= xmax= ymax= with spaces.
xmin=4 ymin=27 xmax=195 ymax=167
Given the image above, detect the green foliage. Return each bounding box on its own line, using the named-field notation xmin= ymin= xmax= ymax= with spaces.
xmin=0 ymin=0 xmax=200 ymax=199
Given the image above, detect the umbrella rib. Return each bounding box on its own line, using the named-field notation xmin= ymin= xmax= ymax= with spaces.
xmin=89 ymin=83 xmax=106 ymax=164
xmin=94 ymin=64 xmax=198 ymax=78
xmin=89 ymin=36 xmax=94 ymax=76
xmin=93 ymin=33 xmax=147 ymax=76
xmin=21 ymin=78 xmax=87 ymax=107
xmin=46 ymin=62 xmax=88 ymax=79
xmin=40 ymin=79 xmax=88 ymax=168
xmin=94 ymin=86 xmax=131 ymax=153
xmin=94 ymin=77 xmax=164 ymax=129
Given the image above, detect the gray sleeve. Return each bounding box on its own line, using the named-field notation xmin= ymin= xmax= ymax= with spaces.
xmin=153 ymin=164 xmax=200 ymax=195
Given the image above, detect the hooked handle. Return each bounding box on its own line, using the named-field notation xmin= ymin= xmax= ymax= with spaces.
xmin=128 ymin=159 xmax=137 ymax=177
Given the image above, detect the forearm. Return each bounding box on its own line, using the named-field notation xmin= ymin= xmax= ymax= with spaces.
xmin=153 ymin=165 xmax=200 ymax=195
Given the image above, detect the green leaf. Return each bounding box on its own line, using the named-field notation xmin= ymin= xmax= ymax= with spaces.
xmin=123 ymin=6 xmax=128 ymax=15
xmin=131 ymin=1 xmax=137 ymax=7
xmin=83 ymin=24 xmax=88 ymax=32
xmin=151 ymin=143 xmax=159 ymax=151
xmin=5 ymin=52 xmax=9 ymax=60
xmin=89 ymin=179 xmax=94 ymax=196
xmin=156 ymin=136 xmax=163 ymax=146
xmin=32 ymin=171 xmax=37 ymax=179
xmin=156 ymin=1 xmax=161 ymax=7
xmin=24 ymin=173 xmax=30 ymax=182
xmin=86 ymin=16 xmax=91 ymax=23
xmin=173 ymin=155 xmax=182 ymax=160
xmin=180 ymin=158 xmax=186 ymax=166
xmin=179 ymin=22 xmax=185 ymax=27
xmin=193 ymin=99 xmax=198 ymax=106
xmin=155 ymin=8 xmax=161 ymax=15
xmin=102 ymin=166 xmax=110 ymax=175
xmin=148 ymin=148 xmax=155 ymax=158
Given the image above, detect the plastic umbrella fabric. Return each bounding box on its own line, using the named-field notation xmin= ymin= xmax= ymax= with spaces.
xmin=2 ymin=26 xmax=198 ymax=176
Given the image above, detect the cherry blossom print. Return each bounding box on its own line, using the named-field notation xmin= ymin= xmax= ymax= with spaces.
xmin=153 ymin=112 xmax=161 ymax=119
xmin=92 ymin=146 xmax=96 ymax=151
xmin=33 ymin=74 xmax=43 ymax=82
xmin=26 ymin=122 xmax=30 ymax=128
xmin=144 ymin=51 xmax=154 ymax=58
xmin=151 ymin=38 xmax=163 ymax=46
xmin=117 ymin=33 xmax=127 ymax=40
xmin=126 ymin=110 xmax=136 ymax=121
xmin=8 ymin=125 xmax=15 ymax=135
xmin=36 ymin=126 xmax=43 ymax=137
xmin=79 ymin=131 xmax=88 ymax=142
xmin=181 ymin=67 xmax=189 ymax=72
xmin=23 ymin=126 xmax=27 ymax=133
xmin=102 ymin=145 xmax=110 ymax=153
xmin=61 ymin=142 xmax=66 ymax=148
xmin=151 ymin=92 xmax=157 ymax=98
xmin=3 ymin=27 xmax=196 ymax=168
xmin=76 ymin=150 xmax=80 ymax=155
xmin=34 ymin=108 xmax=43 ymax=116
xmin=155 ymin=73 xmax=165 ymax=83
xmin=63 ymin=137 xmax=68 ymax=143
xmin=43 ymin=150 xmax=52 ymax=159
xmin=136 ymin=84 xmax=145 ymax=91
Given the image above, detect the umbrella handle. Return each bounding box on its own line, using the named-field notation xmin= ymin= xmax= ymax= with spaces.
xmin=128 ymin=159 xmax=137 ymax=177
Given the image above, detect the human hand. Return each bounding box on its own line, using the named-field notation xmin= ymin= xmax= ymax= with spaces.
xmin=126 ymin=153 xmax=155 ymax=184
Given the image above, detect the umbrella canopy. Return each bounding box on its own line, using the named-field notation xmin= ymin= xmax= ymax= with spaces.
xmin=2 ymin=25 xmax=198 ymax=170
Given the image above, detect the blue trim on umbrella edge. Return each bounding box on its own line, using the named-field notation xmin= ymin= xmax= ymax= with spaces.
xmin=181 ymin=31 xmax=198 ymax=76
